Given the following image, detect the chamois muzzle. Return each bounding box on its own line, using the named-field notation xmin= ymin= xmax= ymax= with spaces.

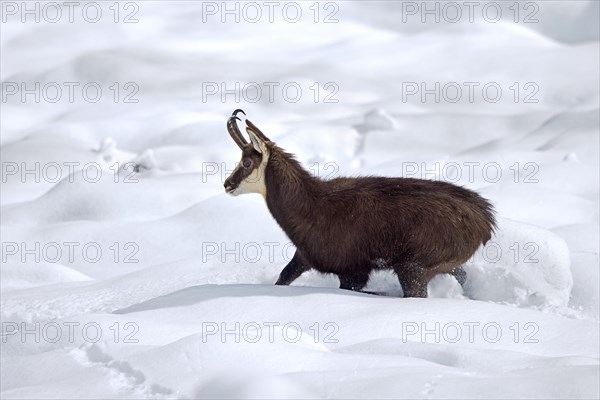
xmin=224 ymin=175 xmax=237 ymax=193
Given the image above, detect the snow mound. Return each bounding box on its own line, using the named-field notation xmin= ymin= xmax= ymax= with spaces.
xmin=466 ymin=218 xmax=572 ymax=309
xmin=0 ymin=262 xmax=92 ymax=291
xmin=1 ymin=169 xmax=206 ymax=225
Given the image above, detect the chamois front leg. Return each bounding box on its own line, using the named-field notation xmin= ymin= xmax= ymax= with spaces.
xmin=275 ymin=251 xmax=310 ymax=286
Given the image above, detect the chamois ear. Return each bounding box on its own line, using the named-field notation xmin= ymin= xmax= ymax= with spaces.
xmin=246 ymin=127 xmax=268 ymax=155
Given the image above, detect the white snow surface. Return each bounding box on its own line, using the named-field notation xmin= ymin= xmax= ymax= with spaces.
xmin=1 ymin=1 xmax=599 ymax=399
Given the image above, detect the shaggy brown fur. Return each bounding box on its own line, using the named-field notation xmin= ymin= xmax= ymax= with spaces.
xmin=225 ymin=115 xmax=496 ymax=297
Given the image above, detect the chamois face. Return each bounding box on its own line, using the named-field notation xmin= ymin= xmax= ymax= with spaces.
xmin=224 ymin=126 xmax=270 ymax=198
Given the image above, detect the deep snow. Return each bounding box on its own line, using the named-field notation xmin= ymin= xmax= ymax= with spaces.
xmin=1 ymin=1 xmax=599 ymax=399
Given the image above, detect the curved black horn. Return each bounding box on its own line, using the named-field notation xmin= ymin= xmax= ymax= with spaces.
xmin=227 ymin=111 xmax=248 ymax=149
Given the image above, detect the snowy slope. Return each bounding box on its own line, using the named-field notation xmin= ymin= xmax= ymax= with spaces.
xmin=1 ymin=1 xmax=599 ymax=399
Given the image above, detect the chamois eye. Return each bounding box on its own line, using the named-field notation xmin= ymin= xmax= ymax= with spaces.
xmin=242 ymin=159 xmax=252 ymax=168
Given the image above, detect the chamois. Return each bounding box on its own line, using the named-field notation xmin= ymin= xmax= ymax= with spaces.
xmin=224 ymin=110 xmax=496 ymax=297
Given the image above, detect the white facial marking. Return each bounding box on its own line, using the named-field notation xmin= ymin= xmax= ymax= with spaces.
xmin=232 ymin=129 xmax=268 ymax=198
xmin=231 ymin=140 xmax=269 ymax=198
xmin=226 ymin=128 xmax=270 ymax=198
xmin=233 ymin=157 xmax=268 ymax=198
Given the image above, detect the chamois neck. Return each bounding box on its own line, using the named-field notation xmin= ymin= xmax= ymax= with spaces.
xmin=264 ymin=146 xmax=322 ymax=233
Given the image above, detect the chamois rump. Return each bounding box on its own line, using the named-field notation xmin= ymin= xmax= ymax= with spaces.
xmin=223 ymin=110 xmax=496 ymax=297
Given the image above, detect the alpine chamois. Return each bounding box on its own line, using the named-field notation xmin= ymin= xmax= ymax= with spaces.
xmin=224 ymin=109 xmax=496 ymax=297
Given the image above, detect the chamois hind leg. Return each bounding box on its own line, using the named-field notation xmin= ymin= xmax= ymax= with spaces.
xmin=275 ymin=251 xmax=310 ymax=286
xmin=339 ymin=271 xmax=370 ymax=292
xmin=395 ymin=264 xmax=430 ymax=298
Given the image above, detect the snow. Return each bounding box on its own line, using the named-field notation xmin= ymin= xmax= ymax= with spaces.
xmin=1 ymin=1 xmax=599 ymax=399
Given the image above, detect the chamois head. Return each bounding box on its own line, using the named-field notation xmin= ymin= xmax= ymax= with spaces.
xmin=224 ymin=109 xmax=272 ymax=197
